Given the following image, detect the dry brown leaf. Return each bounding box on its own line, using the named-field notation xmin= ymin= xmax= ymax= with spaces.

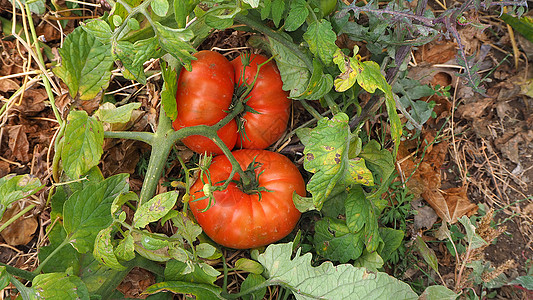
xmin=116 ymin=267 xmax=155 ymax=299
xmin=456 ymin=99 xmax=495 ymax=120
xmin=416 ymin=40 xmax=457 ymax=64
xmin=6 ymin=125 xmax=31 ymax=163
xmin=0 ymin=78 xmax=20 ymax=92
xmin=0 ymin=161 xmax=10 ymax=177
xmin=36 ymin=21 xmax=62 ymax=43
xmin=0 ymin=205 xmax=38 ymax=246
xmin=12 ymin=89 xmax=47 ymax=116
xmin=422 ymin=186 xmax=478 ymax=224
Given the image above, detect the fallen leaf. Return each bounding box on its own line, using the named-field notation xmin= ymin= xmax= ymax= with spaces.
xmin=456 ymin=98 xmax=495 ymax=120
xmin=422 ymin=186 xmax=478 ymax=224
xmin=0 ymin=78 xmax=20 ymax=92
xmin=0 ymin=205 xmax=38 ymax=246
xmin=12 ymin=88 xmax=47 ymax=116
xmin=116 ymin=267 xmax=155 ymax=299
xmin=6 ymin=125 xmax=31 ymax=163
xmin=416 ymin=40 xmax=457 ymax=64
xmin=0 ymin=161 xmax=11 ymax=177
xmin=413 ymin=200 xmax=439 ymax=231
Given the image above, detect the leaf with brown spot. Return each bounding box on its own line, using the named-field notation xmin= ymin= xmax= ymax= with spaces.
xmin=422 ymin=186 xmax=478 ymax=224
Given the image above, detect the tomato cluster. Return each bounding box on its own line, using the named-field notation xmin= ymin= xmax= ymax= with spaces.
xmin=189 ymin=149 xmax=305 ymax=249
xmin=174 ymin=51 xmax=303 ymax=249
xmin=173 ymin=50 xmax=290 ymax=154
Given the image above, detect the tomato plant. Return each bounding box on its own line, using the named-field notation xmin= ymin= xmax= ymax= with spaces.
xmin=189 ymin=149 xmax=305 ymax=249
xmin=173 ymin=51 xmax=289 ymax=154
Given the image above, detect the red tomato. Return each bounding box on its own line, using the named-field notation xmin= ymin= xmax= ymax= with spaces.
xmin=172 ymin=50 xmax=238 ymax=155
xmin=189 ymin=149 xmax=305 ymax=249
xmin=173 ymin=51 xmax=290 ymax=154
xmin=232 ymin=54 xmax=290 ymax=149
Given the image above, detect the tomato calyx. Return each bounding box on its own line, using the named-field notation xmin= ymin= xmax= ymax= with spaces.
xmin=236 ymin=156 xmax=272 ymax=199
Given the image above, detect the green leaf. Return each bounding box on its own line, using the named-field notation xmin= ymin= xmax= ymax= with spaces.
xmin=93 ymin=226 xmax=125 ymax=270
xmin=271 ymin=0 xmax=285 ymax=27
xmin=300 ymin=113 xmax=373 ymax=209
xmin=93 ymin=102 xmax=141 ymax=124
xmin=501 ymin=14 xmax=533 ymax=43
xmin=314 ymin=217 xmax=364 ymax=263
xmin=0 ymin=174 xmax=42 ymax=218
xmin=153 ymin=22 xmax=196 ymax=70
xmin=195 ymin=243 xmax=216 ymax=259
xmin=509 ymin=276 xmax=533 ymax=290
xmin=63 ymin=174 xmax=129 ymax=253
xmin=284 ymin=0 xmax=308 ymax=31
xmin=260 ymin=0 xmax=272 ymax=20
xmin=234 ymin=258 xmax=264 ymax=275
xmin=293 ymin=193 xmax=316 ymax=212
xmin=31 ymin=272 xmax=90 ymax=299
xmin=79 ymin=255 xmax=131 ymax=296
xmin=60 ymin=111 xmax=104 ymax=179
xmin=0 ymin=266 xmax=10 ymax=291
xmin=458 ymin=215 xmax=487 ymax=250
xmin=303 ymin=20 xmax=338 ymax=65
xmin=127 ymin=18 xmax=139 ymax=30
xmin=54 ymin=27 xmax=113 ymax=100
xmin=174 ymin=0 xmax=200 ymax=28
xmin=414 ymin=235 xmax=439 ymax=274
xmin=165 ymin=260 xmax=218 ymax=286
xmin=113 ymin=37 xmax=160 ymax=83
xmin=172 ymin=214 xmax=202 ymax=246
xmin=204 ymin=4 xmax=240 ymax=30
xmin=359 ymin=140 xmax=395 ymax=211
xmin=144 ymin=281 xmax=223 ymax=299
xmin=240 ymin=273 xmax=266 ymax=300
xmin=344 ymin=186 xmax=382 ymax=252
xmin=38 ymin=225 xmax=81 ymax=273
xmin=133 ymin=191 xmax=179 ymax=228
xmin=257 ymin=242 xmax=418 ymax=299
xmin=151 ymin=0 xmax=169 ymax=17
xmin=267 ymin=34 xmax=310 ymax=97
xmin=379 ymin=227 xmax=404 ymax=263
xmin=352 ymin=250 xmax=384 ymax=271
xmin=132 ymin=231 xmax=171 ymax=262
xmin=291 ymin=59 xmax=334 ymax=100
xmin=114 ymin=231 xmax=135 ymax=261
xmin=242 ymin=0 xmax=259 ymax=8
xmin=161 ymin=60 xmax=179 ymax=121
xmin=82 ymin=19 xmax=113 ymax=44
xmin=420 ymin=285 xmax=458 ymax=300
xmin=111 ymin=191 xmax=138 ymax=215
xmin=9 ymin=0 xmax=45 ymax=15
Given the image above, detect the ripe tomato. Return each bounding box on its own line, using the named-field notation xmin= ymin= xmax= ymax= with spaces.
xmin=173 ymin=51 xmax=290 ymax=154
xmin=231 ymin=54 xmax=290 ymax=149
xmin=172 ymin=50 xmax=238 ymax=154
xmin=189 ymin=149 xmax=305 ymax=249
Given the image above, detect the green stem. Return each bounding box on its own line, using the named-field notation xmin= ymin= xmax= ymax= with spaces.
xmin=0 ymin=204 xmax=35 ymax=234
xmin=0 ymin=262 xmax=36 ymax=281
xmin=138 ymin=110 xmax=175 ymax=205
xmin=104 ymin=131 xmax=154 ymax=144
xmin=24 ymin=3 xmax=63 ymax=127
xmin=33 ymin=238 xmax=69 ymax=274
